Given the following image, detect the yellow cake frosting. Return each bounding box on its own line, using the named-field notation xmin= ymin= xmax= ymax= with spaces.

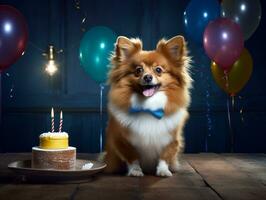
xmin=39 ymin=132 xmax=69 ymax=149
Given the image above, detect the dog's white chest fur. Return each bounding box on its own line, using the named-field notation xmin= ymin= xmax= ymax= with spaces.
xmin=109 ymin=92 xmax=186 ymax=169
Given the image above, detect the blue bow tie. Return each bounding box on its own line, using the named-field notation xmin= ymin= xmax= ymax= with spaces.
xmin=129 ymin=107 xmax=165 ymax=119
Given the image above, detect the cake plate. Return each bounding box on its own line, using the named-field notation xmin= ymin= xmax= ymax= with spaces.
xmin=8 ymin=159 xmax=106 ymax=183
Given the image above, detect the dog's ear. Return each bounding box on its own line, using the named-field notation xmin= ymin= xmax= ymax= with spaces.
xmin=156 ymin=35 xmax=186 ymax=61
xmin=115 ymin=36 xmax=142 ymax=62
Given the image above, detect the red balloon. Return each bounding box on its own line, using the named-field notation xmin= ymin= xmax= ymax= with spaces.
xmin=203 ymin=18 xmax=244 ymax=72
xmin=0 ymin=5 xmax=28 ymax=72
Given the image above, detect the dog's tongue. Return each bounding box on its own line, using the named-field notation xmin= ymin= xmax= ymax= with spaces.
xmin=143 ymin=87 xmax=156 ymax=97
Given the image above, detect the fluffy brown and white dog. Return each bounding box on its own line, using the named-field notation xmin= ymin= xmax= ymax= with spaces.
xmin=104 ymin=35 xmax=192 ymax=177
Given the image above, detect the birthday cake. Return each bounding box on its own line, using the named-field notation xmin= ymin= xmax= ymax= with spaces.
xmin=32 ymin=110 xmax=76 ymax=170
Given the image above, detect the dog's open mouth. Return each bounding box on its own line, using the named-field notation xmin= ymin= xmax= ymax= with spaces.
xmin=141 ymin=84 xmax=161 ymax=97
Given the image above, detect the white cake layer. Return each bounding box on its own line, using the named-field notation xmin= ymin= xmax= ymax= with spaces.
xmin=32 ymin=146 xmax=76 ymax=152
xmin=39 ymin=132 xmax=68 ymax=138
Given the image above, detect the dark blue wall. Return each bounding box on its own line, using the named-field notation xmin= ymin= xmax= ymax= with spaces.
xmin=0 ymin=0 xmax=266 ymax=153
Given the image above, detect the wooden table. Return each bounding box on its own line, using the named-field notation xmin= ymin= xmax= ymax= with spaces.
xmin=0 ymin=153 xmax=265 ymax=200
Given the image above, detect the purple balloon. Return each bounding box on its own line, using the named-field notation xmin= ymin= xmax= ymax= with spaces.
xmin=203 ymin=18 xmax=244 ymax=72
xmin=0 ymin=5 xmax=28 ymax=72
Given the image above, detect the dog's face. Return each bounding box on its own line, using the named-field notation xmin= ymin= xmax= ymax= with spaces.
xmin=109 ymin=36 xmax=190 ymax=97
xmin=108 ymin=36 xmax=192 ymax=110
xmin=128 ymin=51 xmax=173 ymax=97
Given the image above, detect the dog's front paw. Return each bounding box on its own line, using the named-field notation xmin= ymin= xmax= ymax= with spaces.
xmin=127 ymin=161 xmax=144 ymax=177
xmin=156 ymin=168 xmax=172 ymax=177
xmin=128 ymin=168 xmax=144 ymax=177
xmin=156 ymin=160 xmax=172 ymax=177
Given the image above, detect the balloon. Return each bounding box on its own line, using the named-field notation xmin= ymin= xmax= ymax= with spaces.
xmin=0 ymin=5 xmax=28 ymax=72
xmin=221 ymin=0 xmax=261 ymax=40
xmin=79 ymin=26 xmax=117 ymax=83
xmin=184 ymin=0 xmax=221 ymax=43
xmin=211 ymin=48 xmax=253 ymax=96
xmin=204 ymin=18 xmax=244 ymax=72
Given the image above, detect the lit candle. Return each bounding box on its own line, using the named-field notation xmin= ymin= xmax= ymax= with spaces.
xmin=59 ymin=110 xmax=63 ymax=132
xmin=51 ymin=108 xmax=54 ymax=132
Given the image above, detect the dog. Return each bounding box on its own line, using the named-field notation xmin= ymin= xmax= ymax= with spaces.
xmin=104 ymin=35 xmax=192 ymax=177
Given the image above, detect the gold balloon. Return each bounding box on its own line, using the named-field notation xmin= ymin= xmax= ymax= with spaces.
xmin=211 ymin=48 xmax=253 ymax=96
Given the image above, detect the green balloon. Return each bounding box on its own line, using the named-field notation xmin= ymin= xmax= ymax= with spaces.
xmin=79 ymin=26 xmax=117 ymax=83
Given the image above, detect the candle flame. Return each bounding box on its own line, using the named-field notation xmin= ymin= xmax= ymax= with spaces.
xmin=51 ymin=108 xmax=54 ymax=118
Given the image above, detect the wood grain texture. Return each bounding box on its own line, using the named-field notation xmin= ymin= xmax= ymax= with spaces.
xmin=186 ymin=153 xmax=266 ymax=200
xmin=142 ymin=188 xmax=221 ymax=200
xmin=1 ymin=153 xmax=266 ymax=200
xmin=222 ymin=154 xmax=266 ymax=185
xmin=0 ymin=184 xmax=77 ymax=200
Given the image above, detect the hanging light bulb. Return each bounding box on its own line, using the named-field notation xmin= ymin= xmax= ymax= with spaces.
xmin=44 ymin=45 xmax=58 ymax=76
xmin=46 ymin=59 xmax=57 ymax=76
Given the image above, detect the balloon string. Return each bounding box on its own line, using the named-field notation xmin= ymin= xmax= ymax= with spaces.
xmin=227 ymin=97 xmax=234 ymax=153
xmin=239 ymin=96 xmax=245 ymax=122
xmin=224 ymin=71 xmax=229 ymax=88
xmin=99 ymin=83 xmax=105 ymax=152
xmin=231 ymin=95 xmax=235 ymax=110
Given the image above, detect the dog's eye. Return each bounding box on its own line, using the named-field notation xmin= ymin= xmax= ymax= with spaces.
xmin=135 ymin=66 xmax=144 ymax=75
xmin=155 ymin=66 xmax=162 ymax=74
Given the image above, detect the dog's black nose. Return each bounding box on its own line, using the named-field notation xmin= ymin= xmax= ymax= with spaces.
xmin=143 ymin=74 xmax=153 ymax=83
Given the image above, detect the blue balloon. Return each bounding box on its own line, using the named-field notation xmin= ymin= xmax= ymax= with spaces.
xmin=184 ymin=0 xmax=221 ymax=43
xmin=79 ymin=26 xmax=117 ymax=83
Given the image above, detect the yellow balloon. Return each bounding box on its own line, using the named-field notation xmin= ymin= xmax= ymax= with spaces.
xmin=211 ymin=48 xmax=253 ymax=96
